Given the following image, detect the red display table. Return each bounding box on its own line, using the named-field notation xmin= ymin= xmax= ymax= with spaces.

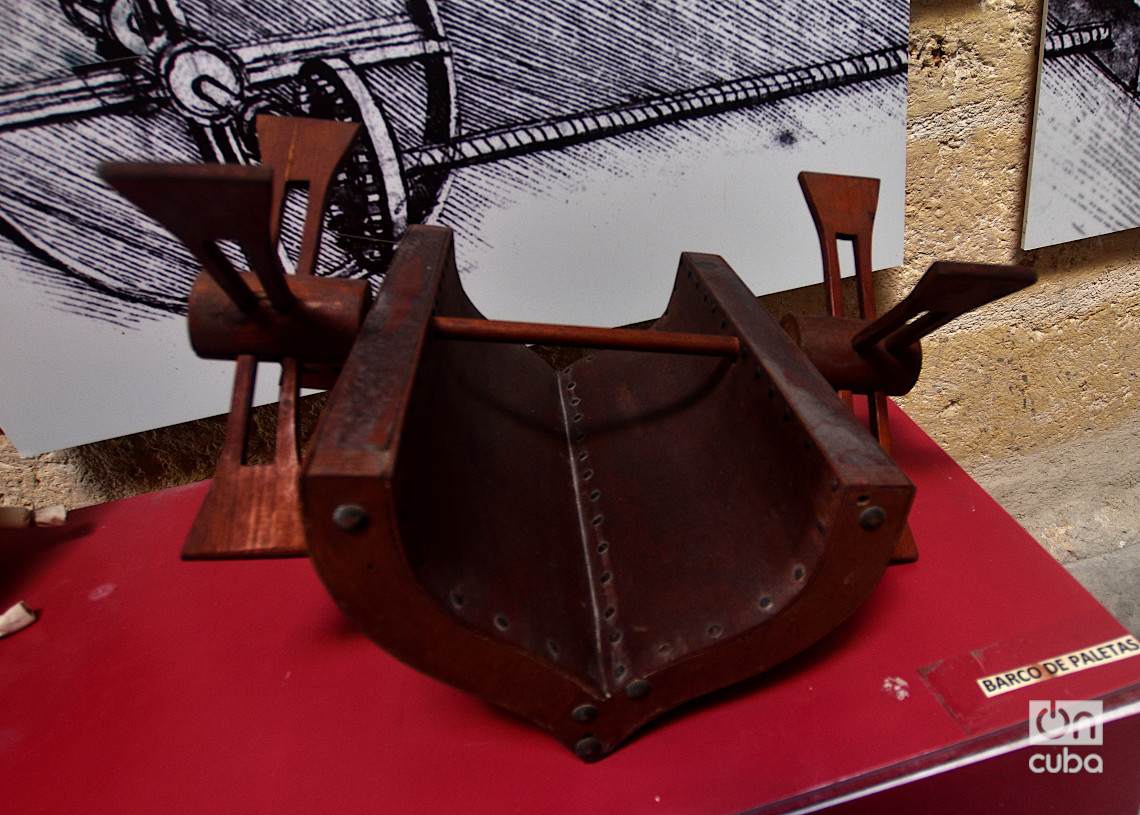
xmin=3 ymin=404 xmax=1139 ymax=814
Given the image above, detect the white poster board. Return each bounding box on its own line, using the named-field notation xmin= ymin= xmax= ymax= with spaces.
xmin=1024 ymin=1 xmax=1140 ymax=249
xmin=0 ymin=0 xmax=907 ymax=454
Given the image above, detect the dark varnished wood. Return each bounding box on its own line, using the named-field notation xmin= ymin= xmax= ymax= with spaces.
xmin=779 ymin=259 xmax=1034 ymax=396
xmin=256 ymin=115 xmax=362 ymax=277
xmin=796 ymin=171 xmax=915 ymax=561
xmin=99 ymin=162 xmax=286 ymax=311
xmin=302 ymin=225 xmax=914 ymax=760
xmin=101 ymin=139 xmax=1036 ymax=760
xmin=431 ymin=315 xmax=740 ymax=356
xmin=185 ymin=118 xmax=361 ymax=558
xmin=793 ymin=173 xmax=1037 ymax=564
xmin=179 ymin=355 xmax=306 ymax=559
xmin=852 ymin=261 xmax=1037 ymax=352
xmin=779 ymin=312 xmax=923 ymax=395
xmin=188 ymin=272 xmax=372 ymax=363
xmin=102 ymin=117 xmax=363 ymax=558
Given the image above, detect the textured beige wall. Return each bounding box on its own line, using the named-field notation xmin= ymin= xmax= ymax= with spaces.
xmin=0 ymin=396 xmax=328 ymax=509
xmin=3 ymin=0 xmax=1137 ymax=510
xmin=898 ymin=0 xmax=1139 ymax=462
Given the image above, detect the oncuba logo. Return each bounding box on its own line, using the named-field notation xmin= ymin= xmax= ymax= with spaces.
xmin=1028 ymin=700 xmax=1103 ymax=774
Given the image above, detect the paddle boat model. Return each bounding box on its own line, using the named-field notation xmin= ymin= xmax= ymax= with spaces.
xmin=100 ymin=116 xmax=1034 ymax=760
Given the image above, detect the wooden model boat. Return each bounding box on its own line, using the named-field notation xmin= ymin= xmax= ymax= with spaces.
xmin=100 ymin=116 xmax=1034 ymax=760
xmin=301 ymin=224 xmax=914 ymax=759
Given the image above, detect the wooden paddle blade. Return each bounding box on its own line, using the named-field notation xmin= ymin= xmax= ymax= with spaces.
xmin=256 ymin=116 xmax=362 ymax=276
xmin=99 ymin=161 xmax=293 ymax=311
xmin=797 ymin=170 xmax=916 ymax=563
xmin=853 ymin=261 xmax=1037 ymax=353
xmin=797 ymin=171 xmax=879 ymax=318
xmin=182 ymin=356 xmax=306 ymax=559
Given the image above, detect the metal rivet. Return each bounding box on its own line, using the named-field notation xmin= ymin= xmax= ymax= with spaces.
xmin=859 ymin=506 xmax=886 ymax=531
xmin=332 ymin=503 xmax=369 ymax=532
xmin=572 ymin=704 xmax=598 ymax=723
xmin=625 ymin=678 xmax=652 ymax=700
xmin=574 ymin=735 xmax=603 ymax=759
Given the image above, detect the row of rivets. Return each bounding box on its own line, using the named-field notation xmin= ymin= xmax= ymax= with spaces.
xmin=748 ymin=365 xmax=891 ymax=540
xmin=562 ymin=370 xmax=629 ymax=686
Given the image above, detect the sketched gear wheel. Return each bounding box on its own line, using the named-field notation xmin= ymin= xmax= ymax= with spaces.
xmin=296 ymin=0 xmax=456 ymax=274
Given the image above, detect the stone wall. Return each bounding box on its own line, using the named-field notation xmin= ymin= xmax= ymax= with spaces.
xmin=3 ymin=0 xmax=1138 ymax=510
xmin=898 ymin=0 xmax=1140 ymax=463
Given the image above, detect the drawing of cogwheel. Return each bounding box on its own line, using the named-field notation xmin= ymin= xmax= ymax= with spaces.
xmin=0 ymin=0 xmax=457 ymax=319
xmin=0 ymin=0 xmax=906 ymax=324
xmin=297 ymin=49 xmax=456 ymax=272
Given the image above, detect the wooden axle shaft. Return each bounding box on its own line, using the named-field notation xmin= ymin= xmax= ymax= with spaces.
xmin=430 ymin=316 xmax=741 ymax=357
xmin=189 ymin=289 xmax=740 ymax=362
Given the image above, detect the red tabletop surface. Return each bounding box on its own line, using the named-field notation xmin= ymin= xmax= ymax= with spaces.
xmin=2 ymin=403 xmax=1139 ymax=813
